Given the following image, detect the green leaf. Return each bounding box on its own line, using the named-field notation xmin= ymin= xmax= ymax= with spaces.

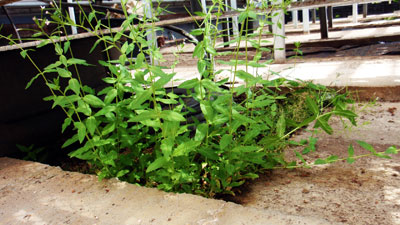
xmin=178 ymin=78 xmax=199 ymax=89
xmin=315 ymin=116 xmax=333 ymax=135
xmin=193 ymin=41 xmax=204 ymax=58
xmin=102 ymin=77 xmax=117 ymax=84
xmin=326 ymin=155 xmax=339 ymax=163
xmin=102 ymin=122 xmax=115 ymax=136
xmin=314 ymin=159 xmax=327 ymax=165
xmin=305 ymin=96 xmax=319 ymax=115
xmin=236 ymin=70 xmax=256 ymax=82
xmin=200 ymin=101 xmax=214 ymax=122
xmin=232 ymin=146 xmax=260 ymax=153
xmin=36 ymin=39 xmax=50 ymax=48
xmin=195 ymin=123 xmax=208 ymax=141
xmin=60 ymin=55 xmax=67 ymax=66
xmin=95 ymin=106 xmax=116 ymax=116
xmin=348 ymin=144 xmax=354 ymax=157
xmin=190 ymin=28 xmax=204 ymax=36
xmin=86 ymin=116 xmax=97 ymax=135
xmin=146 ymin=157 xmax=167 ymax=173
xmin=46 ymin=82 xmax=60 ymax=90
xmin=374 ymin=153 xmax=391 ymax=159
xmin=101 ymin=150 xmax=118 ymax=167
xmin=333 ymin=109 xmax=357 ymax=125
xmin=302 ymin=137 xmax=318 ymax=154
xmin=62 ymin=134 xmax=78 ymax=148
xmin=153 ymin=72 xmax=175 ymax=89
xmin=25 ymin=73 xmax=41 ymax=89
xmin=298 ymin=115 xmax=317 ymax=127
xmin=161 ymin=138 xmax=174 ymax=158
xmin=68 ymin=78 xmax=81 ymax=95
xmin=198 ymin=147 xmax=219 ymax=160
xmin=44 ymin=61 xmax=62 ymax=72
xmin=356 ymin=140 xmax=376 ymax=154
xmin=88 ymin=11 xmax=96 ymax=23
xmin=62 ymin=117 xmax=72 ymax=133
xmin=248 ymin=99 xmax=274 ymax=108
xmin=220 ymin=134 xmax=232 ymax=150
xmin=135 ymin=52 xmax=145 ymax=68
xmin=67 ymin=58 xmax=91 ymax=66
xmin=56 ymin=68 xmax=72 ymax=78
xmin=121 ymin=42 xmax=129 ymax=54
xmin=347 ymin=157 xmax=355 ymax=164
xmin=83 ymin=94 xmax=105 ymax=108
xmin=197 ymin=59 xmax=207 ymax=75
xmin=232 ymin=111 xmax=255 ymax=124
xmin=52 ymin=95 xmax=80 ymax=108
xmin=55 ymin=43 xmax=63 ymax=55
xmin=74 ymin=122 xmax=86 ymax=143
xmin=295 ymin=150 xmax=307 ymax=165
xmin=76 ymin=99 xmax=92 ymax=116
xmin=160 ymin=110 xmax=186 ymax=122
xmin=238 ymin=11 xmax=248 ymax=23
xmin=248 ymin=11 xmax=257 ymax=20
xmin=385 ymin=146 xmax=399 ymax=155
xmin=128 ymin=111 xmax=157 ymax=122
xmin=116 ymin=170 xmax=130 ymax=178
xmin=63 ymin=41 xmax=70 ymax=54
xmin=205 ymin=45 xmax=217 ymax=55
xmin=20 ymin=49 xmax=28 ymax=58
xmin=172 ymin=141 xmax=200 ymax=157
xmin=128 ymin=90 xmax=152 ymax=110
xmin=276 ymin=113 xmax=286 ymax=138
xmin=104 ymin=88 xmax=117 ymax=104
xmin=202 ymin=79 xmax=221 ymax=92
xmin=68 ymin=143 xmax=91 ymax=159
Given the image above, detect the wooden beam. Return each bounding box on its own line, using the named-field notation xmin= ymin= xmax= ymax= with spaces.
xmin=363 ymin=4 xmax=368 ymax=18
xmin=0 ymin=0 xmax=20 ymax=7
xmin=288 ymin=0 xmax=389 ymax=10
xmin=319 ymin=7 xmax=328 ymax=39
xmin=312 ymin=9 xmax=317 ymax=23
xmin=327 ymin=6 xmax=333 ymax=28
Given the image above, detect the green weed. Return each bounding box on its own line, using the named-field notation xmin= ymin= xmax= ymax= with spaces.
xmin=2 ymin=0 xmax=398 ymax=197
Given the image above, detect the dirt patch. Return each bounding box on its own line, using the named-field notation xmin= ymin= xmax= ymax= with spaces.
xmin=231 ymin=102 xmax=400 ymax=225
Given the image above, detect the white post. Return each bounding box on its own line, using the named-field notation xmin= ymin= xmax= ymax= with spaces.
xmin=302 ymin=7 xmax=310 ymax=34
xmin=67 ymin=0 xmax=77 ymax=34
xmin=291 ymin=0 xmax=298 ymax=28
xmin=201 ymin=0 xmax=207 ymax=13
xmin=231 ymin=0 xmax=239 ymax=37
xmin=142 ymin=0 xmax=157 ymax=64
xmin=293 ymin=10 xmax=298 ymax=28
xmin=272 ymin=0 xmax=286 ymax=63
xmin=352 ymin=3 xmax=358 ymax=23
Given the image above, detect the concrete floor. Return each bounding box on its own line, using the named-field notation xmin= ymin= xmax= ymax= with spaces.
xmin=0 ymin=158 xmax=337 ymax=225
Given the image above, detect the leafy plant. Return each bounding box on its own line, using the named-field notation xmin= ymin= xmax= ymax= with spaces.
xmin=16 ymin=144 xmax=47 ymax=162
xmin=2 ymin=0 xmax=398 ymax=197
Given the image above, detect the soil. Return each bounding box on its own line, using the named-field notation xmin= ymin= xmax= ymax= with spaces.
xmin=231 ymin=102 xmax=400 ymax=225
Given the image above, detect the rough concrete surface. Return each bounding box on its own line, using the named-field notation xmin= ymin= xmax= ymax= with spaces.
xmin=0 ymin=158 xmax=338 ymax=225
xmin=234 ymin=102 xmax=400 ymax=225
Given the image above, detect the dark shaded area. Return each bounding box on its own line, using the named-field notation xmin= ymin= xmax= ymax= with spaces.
xmin=0 ymin=37 xmax=108 ymax=157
